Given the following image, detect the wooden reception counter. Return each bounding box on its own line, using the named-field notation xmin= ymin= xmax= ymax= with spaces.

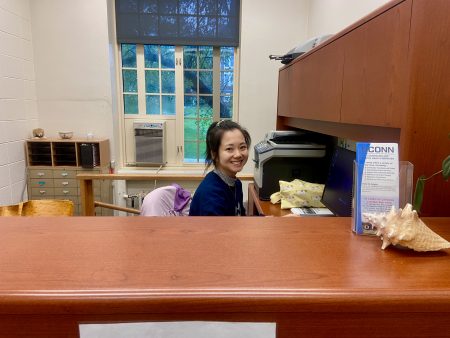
xmin=1 ymin=216 xmax=450 ymax=337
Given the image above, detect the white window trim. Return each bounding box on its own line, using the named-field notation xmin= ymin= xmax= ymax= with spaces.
xmin=114 ymin=43 xmax=240 ymax=171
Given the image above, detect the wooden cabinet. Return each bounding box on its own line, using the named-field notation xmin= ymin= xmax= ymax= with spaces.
xmin=277 ymin=0 xmax=450 ymax=216
xmin=26 ymin=141 xmax=52 ymax=166
xmin=26 ymin=139 xmax=112 ymax=216
xmin=26 ymin=139 xmax=110 ymax=168
xmin=278 ymin=41 xmax=344 ymax=122
xmin=291 ymin=41 xmax=344 ymax=122
xmin=277 ymin=65 xmax=291 ymax=117
xmin=340 ymin=0 xmax=410 ymax=127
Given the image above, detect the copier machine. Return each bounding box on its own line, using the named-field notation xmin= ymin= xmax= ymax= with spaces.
xmin=254 ymin=131 xmax=329 ymax=200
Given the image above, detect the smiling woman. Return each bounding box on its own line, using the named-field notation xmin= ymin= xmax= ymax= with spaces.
xmin=189 ymin=120 xmax=251 ymax=216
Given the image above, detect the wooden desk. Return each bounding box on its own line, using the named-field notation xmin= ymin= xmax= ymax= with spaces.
xmin=78 ymin=173 xmax=254 ymax=216
xmin=247 ymin=183 xmax=291 ymax=216
xmin=1 ymin=216 xmax=450 ymax=337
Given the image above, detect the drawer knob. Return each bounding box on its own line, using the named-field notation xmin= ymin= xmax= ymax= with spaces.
xmin=63 ymin=190 xmax=69 ymax=194
xmin=39 ymin=190 xmax=46 ymax=194
xmin=62 ymin=181 xmax=69 ymax=186
xmin=37 ymin=172 xmax=45 ymax=177
xmin=61 ymin=173 xmax=68 ymax=177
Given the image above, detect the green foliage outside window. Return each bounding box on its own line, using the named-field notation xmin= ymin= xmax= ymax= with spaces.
xmin=120 ymin=43 xmax=235 ymax=163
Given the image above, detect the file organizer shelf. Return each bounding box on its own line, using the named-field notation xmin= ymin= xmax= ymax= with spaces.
xmin=25 ymin=139 xmax=112 ymax=216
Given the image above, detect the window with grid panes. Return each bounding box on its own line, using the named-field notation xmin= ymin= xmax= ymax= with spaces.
xmin=120 ymin=43 xmax=236 ymax=164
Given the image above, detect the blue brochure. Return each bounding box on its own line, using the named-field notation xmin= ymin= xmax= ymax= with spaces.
xmin=353 ymin=143 xmax=399 ymax=235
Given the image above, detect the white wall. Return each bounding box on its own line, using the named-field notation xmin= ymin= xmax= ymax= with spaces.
xmin=0 ymin=0 xmax=37 ymax=205
xmin=307 ymin=0 xmax=391 ymax=37
xmin=30 ymin=0 xmax=113 ymax=141
xmin=239 ymin=0 xmax=309 ymax=174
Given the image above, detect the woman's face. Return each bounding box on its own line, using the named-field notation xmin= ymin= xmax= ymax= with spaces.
xmin=215 ymin=129 xmax=249 ymax=177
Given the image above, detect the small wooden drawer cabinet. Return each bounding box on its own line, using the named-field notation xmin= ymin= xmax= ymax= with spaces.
xmin=26 ymin=139 xmax=112 ymax=216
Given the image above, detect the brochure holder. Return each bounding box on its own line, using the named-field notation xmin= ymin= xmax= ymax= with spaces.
xmin=352 ymin=161 xmax=413 ymax=235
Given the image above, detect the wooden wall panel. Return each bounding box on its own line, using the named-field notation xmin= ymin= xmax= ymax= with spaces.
xmin=402 ymin=0 xmax=450 ymax=216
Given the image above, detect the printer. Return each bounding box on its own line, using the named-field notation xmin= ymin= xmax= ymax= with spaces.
xmin=254 ymin=130 xmax=329 ymax=200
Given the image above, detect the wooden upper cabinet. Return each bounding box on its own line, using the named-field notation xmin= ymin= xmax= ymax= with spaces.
xmin=283 ymin=42 xmax=344 ymax=122
xmin=277 ymin=0 xmax=411 ymax=127
xmin=275 ymin=0 xmax=449 ymax=216
xmin=340 ymin=0 xmax=411 ymax=127
xmin=277 ymin=64 xmax=292 ymax=117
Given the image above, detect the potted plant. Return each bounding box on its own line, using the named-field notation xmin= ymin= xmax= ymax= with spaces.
xmin=413 ymin=155 xmax=450 ymax=213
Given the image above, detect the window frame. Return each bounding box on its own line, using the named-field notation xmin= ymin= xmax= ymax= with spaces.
xmin=116 ymin=43 xmax=240 ymax=168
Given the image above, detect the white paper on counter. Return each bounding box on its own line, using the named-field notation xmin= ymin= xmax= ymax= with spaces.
xmin=79 ymin=321 xmax=276 ymax=338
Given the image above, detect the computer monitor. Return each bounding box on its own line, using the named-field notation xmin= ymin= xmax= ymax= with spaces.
xmin=321 ymin=146 xmax=355 ymax=216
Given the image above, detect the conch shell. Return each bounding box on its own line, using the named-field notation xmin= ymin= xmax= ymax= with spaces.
xmin=363 ymin=204 xmax=450 ymax=252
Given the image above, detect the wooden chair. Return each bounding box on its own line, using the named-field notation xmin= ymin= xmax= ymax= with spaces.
xmin=0 ymin=200 xmax=74 ymax=216
xmin=0 ymin=204 xmax=22 ymax=216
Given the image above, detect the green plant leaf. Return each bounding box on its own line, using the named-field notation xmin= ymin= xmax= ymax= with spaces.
xmin=413 ymin=175 xmax=426 ymax=213
xmin=442 ymin=155 xmax=450 ymax=180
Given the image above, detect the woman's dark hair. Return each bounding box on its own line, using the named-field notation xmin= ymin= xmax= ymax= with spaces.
xmin=205 ymin=120 xmax=251 ymax=170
